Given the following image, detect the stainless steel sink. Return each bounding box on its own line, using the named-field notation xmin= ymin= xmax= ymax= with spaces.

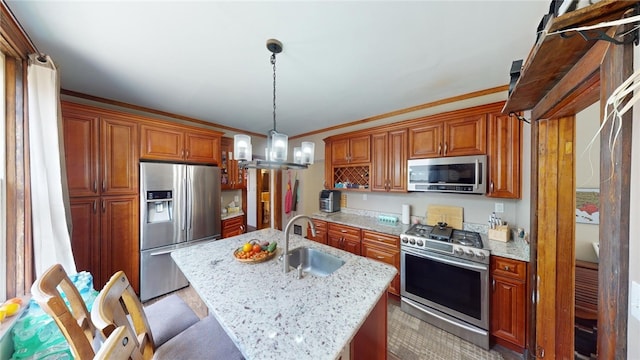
xmin=287 ymin=247 xmax=345 ymax=277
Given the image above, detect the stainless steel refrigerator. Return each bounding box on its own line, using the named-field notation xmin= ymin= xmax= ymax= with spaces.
xmin=139 ymin=162 xmax=221 ymax=301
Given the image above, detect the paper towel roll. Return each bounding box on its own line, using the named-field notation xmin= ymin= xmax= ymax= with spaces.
xmin=401 ymin=204 xmax=410 ymax=225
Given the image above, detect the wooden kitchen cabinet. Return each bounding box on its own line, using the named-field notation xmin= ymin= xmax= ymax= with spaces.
xmin=69 ymin=197 xmax=101 ymax=281
xmin=487 ymin=111 xmax=522 ymax=199
xmin=222 ymin=215 xmax=246 ymax=238
xmin=330 ymin=134 xmax=371 ymax=165
xmin=63 ymin=102 xmax=140 ymax=293
xmin=307 ymin=219 xmax=328 ymax=245
xmin=361 ymin=230 xmax=400 ymax=296
xmin=371 ymin=129 xmax=407 ymax=192
xmin=409 ymin=113 xmax=486 ymax=159
xmin=139 ymin=122 xmax=222 ymax=165
xmin=328 ymin=223 xmax=361 ymax=256
xmin=490 ymin=256 xmax=527 ymax=352
xmin=63 ymin=108 xmax=138 ymax=197
xmin=100 ymin=195 xmax=139 ymax=292
xmin=220 ymin=137 xmax=246 ymax=190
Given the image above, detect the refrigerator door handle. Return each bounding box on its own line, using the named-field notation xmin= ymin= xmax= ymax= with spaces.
xmin=181 ymin=177 xmax=187 ymax=231
xmin=186 ymin=174 xmax=193 ymax=231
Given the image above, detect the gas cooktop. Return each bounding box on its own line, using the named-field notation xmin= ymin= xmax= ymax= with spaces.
xmin=401 ymin=222 xmax=489 ymax=264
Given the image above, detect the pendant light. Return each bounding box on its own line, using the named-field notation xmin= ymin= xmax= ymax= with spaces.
xmin=234 ymin=39 xmax=315 ymax=170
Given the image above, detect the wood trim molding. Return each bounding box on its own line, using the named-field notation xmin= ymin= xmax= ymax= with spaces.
xmin=293 ymin=85 xmax=508 ymax=140
xmin=62 ymin=84 xmax=507 ymax=141
xmin=61 ymin=89 xmax=265 ymax=138
xmin=0 ymin=2 xmax=35 ymax=59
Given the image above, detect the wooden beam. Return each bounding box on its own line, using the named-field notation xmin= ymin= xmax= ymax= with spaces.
xmin=535 ymin=115 xmax=575 ymax=359
xmin=597 ymin=23 xmax=633 ymax=358
xmin=531 ymin=31 xmax=611 ymax=120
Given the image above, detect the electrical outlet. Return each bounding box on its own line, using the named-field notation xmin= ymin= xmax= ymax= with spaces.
xmin=294 ymin=224 xmax=302 ymax=235
xmin=363 ymin=194 xmax=367 ymax=201
xmin=494 ymin=203 xmax=504 ymax=213
xmin=632 ymin=281 xmax=640 ymax=321
xmin=234 ymin=195 xmax=239 ymax=203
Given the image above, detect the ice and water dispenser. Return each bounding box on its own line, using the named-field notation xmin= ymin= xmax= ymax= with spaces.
xmin=145 ymin=190 xmax=173 ymax=224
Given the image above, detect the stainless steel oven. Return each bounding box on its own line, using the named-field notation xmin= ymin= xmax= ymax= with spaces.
xmin=400 ymin=223 xmax=490 ymax=350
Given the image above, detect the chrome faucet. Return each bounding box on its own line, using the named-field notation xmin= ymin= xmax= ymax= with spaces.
xmin=283 ymin=214 xmax=316 ymax=273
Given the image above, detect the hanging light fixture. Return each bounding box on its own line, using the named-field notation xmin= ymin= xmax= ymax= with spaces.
xmin=234 ymin=39 xmax=315 ymax=170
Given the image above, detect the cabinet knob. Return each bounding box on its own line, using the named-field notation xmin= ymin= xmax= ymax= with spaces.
xmin=490 ymin=181 xmax=494 ymax=193
xmin=504 ymin=265 xmax=510 ymax=271
xmin=94 ymin=181 xmax=98 ymax=193
xmin=444 ymin=142 xmax=448 ymax=155
xmin=438 ymin=143 xmax=442 ymax=155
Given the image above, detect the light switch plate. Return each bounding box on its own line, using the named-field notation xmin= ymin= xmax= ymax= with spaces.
xmin=632 ymin=281 xmax=640 ymax=321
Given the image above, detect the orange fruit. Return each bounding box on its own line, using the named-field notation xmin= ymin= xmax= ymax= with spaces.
xmin=4 ymin=297 xmax=23 ymax=306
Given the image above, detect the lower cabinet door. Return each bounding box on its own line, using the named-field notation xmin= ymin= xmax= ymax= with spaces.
xmin=69 ymin=197 xmax=101 ymax=284
xmin=491 ymin=275 xmax=526 ymax=349
xmin=361 ymin=242 xmax=400 ymax=295
xmin=100 ymin=195 xmax=139 ymax=293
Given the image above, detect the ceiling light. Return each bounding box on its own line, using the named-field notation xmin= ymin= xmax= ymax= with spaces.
xmin=234 ymin=39 xmax=315 ymax=170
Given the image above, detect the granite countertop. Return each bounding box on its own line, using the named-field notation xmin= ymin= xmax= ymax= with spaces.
xmin=312 ymin=211 xmax=530 ymax=262
xmin=221 ymin=211 xmax=245 ymax=221
xmin=311 ymin=211 xmax=412 ymax=236
xmin=171 ymin=228 xmax=397 ymax=360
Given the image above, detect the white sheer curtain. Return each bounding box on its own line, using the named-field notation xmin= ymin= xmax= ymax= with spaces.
xmin=28 ymin=54 xmax=76 ymax=277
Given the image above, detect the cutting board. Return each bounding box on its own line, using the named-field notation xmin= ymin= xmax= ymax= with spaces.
xmin=426 ymin=205 xmax=464 ymax=230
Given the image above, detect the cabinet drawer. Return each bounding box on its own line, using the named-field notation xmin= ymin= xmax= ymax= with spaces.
xmin=491 ymin=256 xmax=526 ymax=281
xmin=328 ymin=223 xmax=361 ymax=241
xmin=222 ymin=216 xmax=243 ymax=230
xmin=362 ymin=230 xmax=399 ymax=248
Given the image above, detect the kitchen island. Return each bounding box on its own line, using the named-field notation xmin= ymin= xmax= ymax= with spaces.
xmin=171 ymin=228 xmax=397 ymax=360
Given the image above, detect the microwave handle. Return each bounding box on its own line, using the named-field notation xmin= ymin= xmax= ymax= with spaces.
xmin=474 ymin=158 xmax=479 ymax=190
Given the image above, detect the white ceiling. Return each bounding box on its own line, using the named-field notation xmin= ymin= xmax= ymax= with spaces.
xmin=6 ymin=1 xmax=549 ymax=137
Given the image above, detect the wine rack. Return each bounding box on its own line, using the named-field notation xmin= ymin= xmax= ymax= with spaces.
xmin=332 ymin=166 xmax=369 ymax=189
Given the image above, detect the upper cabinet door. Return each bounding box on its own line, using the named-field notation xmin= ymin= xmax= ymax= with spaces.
xmin=487 ymin=112 xmax=522 ymax=199
xmin=408 ymin=122 xmax=443 ymax=159
xmin=349 ymin=135 xmax=371 ymax=164
xmin=331 ymin=135 xmax=370 ymax=165
xmin=100 ymin=117 xmax=139 ymax=195
xmin=139 ymin=123 xmax=185 ymax=162
xmin=443 ymin=114 xmax=487 ymax=157
xmin=185 ymin=130 xmax=221 ymax=165
xmin=63 ymin=111 xmax=100 ymax=197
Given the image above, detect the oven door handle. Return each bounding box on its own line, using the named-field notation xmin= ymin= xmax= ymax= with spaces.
xmin=405 ymin=249 xmax=488 ymax=272
xmin=401 ymin=298 xmax=488 ymax=336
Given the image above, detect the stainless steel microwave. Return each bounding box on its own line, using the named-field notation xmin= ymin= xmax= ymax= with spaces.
xmin=407 ymin=155 xmax=486 ymax=194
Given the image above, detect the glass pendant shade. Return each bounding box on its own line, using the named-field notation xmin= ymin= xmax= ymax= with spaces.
xmin=301 ymin=141 xmax=315 ymax=164
xmin=271 ymin=132 xmax=288 ymax=162
xmin=233 ymin=134 xmax=252 ymax=161
xmin=293 ymin=147 xmax=302 ymax=164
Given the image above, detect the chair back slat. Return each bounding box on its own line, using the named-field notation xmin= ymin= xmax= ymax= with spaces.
xmin=31 ymin=264 xmax=97 ymax=359
xmin=92 ymin=271 xmax=155 ymax=360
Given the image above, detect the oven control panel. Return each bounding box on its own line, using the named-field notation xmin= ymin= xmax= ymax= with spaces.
xmin=401 ymin=235 xmax=490 ymax=264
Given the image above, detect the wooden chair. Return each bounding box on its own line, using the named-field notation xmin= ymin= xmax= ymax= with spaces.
xmin=94 ymin=325 xmax=139 ymax=360
xmin=30 ymin=264 xmax=99 ymax=359
xmin=92 ymin=271 xmax=244 ymax=360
